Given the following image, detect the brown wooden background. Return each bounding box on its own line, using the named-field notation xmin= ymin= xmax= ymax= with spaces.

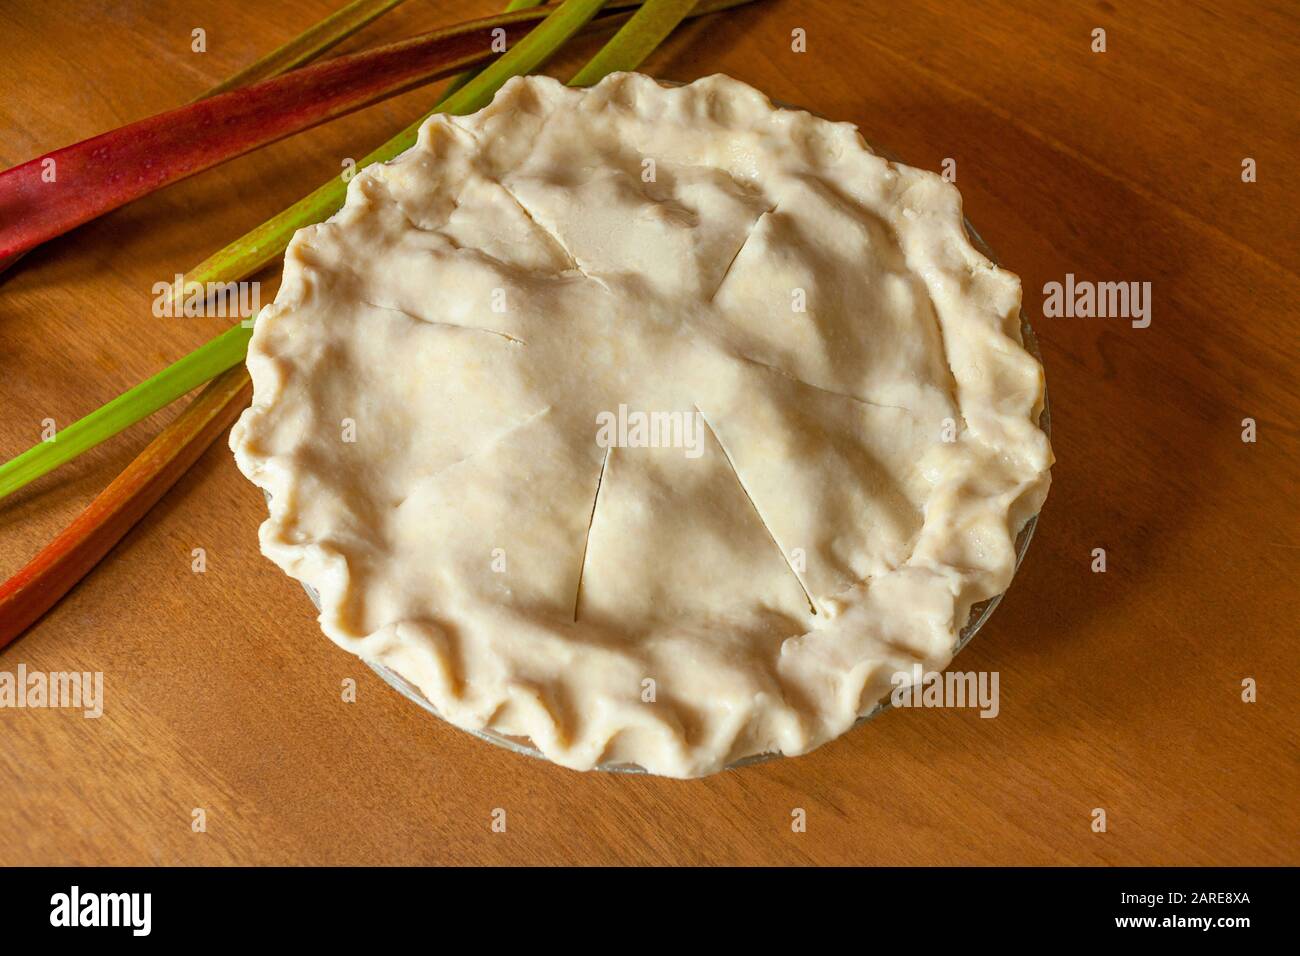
xmin=1 ymin=0 xmax=1296 ymax=865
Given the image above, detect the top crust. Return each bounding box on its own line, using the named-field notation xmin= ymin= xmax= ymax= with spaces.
xmin=231 ymin=73 xmax=1053 ymax=777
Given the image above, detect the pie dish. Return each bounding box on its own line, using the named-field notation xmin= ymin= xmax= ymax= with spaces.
xmin=231 ymin=73 xmax=1054 ymax=778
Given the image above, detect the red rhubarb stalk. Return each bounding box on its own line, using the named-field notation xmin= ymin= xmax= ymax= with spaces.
xmin=0 ymin=6 xmax=555 ymax=260
xmin=0 ymin=0 xmax=410 ymax=276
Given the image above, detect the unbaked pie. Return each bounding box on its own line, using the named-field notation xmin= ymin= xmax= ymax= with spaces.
xmin=230 ymin=73 xmax=1053 ymax=777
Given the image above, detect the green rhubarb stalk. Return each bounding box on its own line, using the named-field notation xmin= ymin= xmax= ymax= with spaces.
xmin=437 ymin=0 xmax=546 ymax=102
xmin=568 ymin=0 xmax=694 ymax=85
xmin=0 ymin=325 xmax=250 ymax=500
xmin=444 ymin=0 xmax=607 ymax=112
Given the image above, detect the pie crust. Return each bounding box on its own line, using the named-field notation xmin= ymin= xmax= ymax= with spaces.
xmin=230 ymin=73 xmax=1054 ymax=777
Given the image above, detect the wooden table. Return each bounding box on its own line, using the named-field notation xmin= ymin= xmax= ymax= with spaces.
xmin=1 ymin=0 xmax=1295 ymax=866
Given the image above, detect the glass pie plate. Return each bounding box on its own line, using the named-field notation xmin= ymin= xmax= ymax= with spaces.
xmin=268 ymin=98 xmax=1051 ymax=774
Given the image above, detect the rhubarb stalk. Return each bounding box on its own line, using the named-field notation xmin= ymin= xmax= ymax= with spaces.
xmin=568 ymin=0 xmax=695 ymax=85
xmin=0 ymin=7 xmax=569 ymax=261
xmin=0 ymin=0 xmax=411 ymax=277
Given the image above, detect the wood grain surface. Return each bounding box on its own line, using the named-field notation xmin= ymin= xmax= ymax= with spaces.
xmin=1 ymin=0 xmax=1296 ymax=866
